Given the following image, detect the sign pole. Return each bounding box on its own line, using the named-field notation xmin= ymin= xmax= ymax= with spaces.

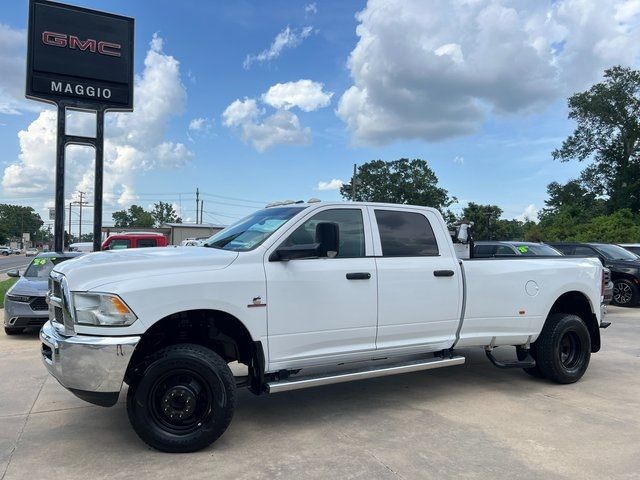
xmin=54 ymin=104 xmax=66 ymax=253
xmin=93 ymin=109 xmax=105 ymax=253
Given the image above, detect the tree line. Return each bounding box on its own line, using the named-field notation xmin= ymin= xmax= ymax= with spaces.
xmin=341 ymin=66 xmax=640 ymax=243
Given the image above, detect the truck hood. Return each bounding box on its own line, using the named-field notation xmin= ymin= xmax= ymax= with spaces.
xmin=53 ymin=246 xmax=239 ymax=291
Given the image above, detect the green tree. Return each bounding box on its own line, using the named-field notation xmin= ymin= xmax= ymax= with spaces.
xmin=151 ymin=201 xmax=182 ymax=227
xmin=552 ymin=66 xmax=640 ymax=212
xmin=460 ymin=203 xmax=504 ymax=240
xmin=112 ymin=205 xmax=154 ymax=228
xmin=340 ymin=159 xmax=456 ymax=213
xmin=0 ymin=204 xmax=44 ymax=242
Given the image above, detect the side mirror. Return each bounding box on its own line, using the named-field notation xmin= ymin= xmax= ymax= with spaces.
xmin=270 ymin=243 xmax=321 ymax=261
xmin=7 ymin=269 xmax=19 ymax=278
xmin=315 ymin=222 xmax=339 ymax=257
xmin=270 ymin=222 xmax=340 ymax=261
xmin=458 ymin=223 xmax=469 ymax=243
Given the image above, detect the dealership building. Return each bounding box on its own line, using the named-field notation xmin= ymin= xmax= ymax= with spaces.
xmin=101 ymin=222 xmax=225 ymax=246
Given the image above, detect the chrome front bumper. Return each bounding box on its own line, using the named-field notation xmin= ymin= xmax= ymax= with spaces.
xmin=40 ymin=321 xmax=140 ymax=406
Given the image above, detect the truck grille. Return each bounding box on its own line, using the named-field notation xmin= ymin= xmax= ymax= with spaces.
xmin=30 ymin=297 xmax=48 ymax=311
xmin=54 ymin=306 xmax=63 ymax=323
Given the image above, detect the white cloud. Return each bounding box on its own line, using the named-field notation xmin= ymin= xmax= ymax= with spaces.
xmin=2 ymin=33 xmax=193 ymax=207
xmin=453 ymin=155 xmax=464 ymax=165
xmin=0 ymin=24 xmax=40 ymax=115
xmin=223 ymin=98 xmax=310 ymax=152
xmin=188 ymin=117 xmax=214 ymax=136
xmin=262 ymin=80 xmax=333 ymax=112
xmin=517 ymin=204 xmax=539 ymax=222
xmin=243 ymin=25 xmax=314 ymax=69
xmin=222 ymin=98 xmax=261 ymax=127
xmin=223 ymin=79 xmax=331 ymax=151
xmin=317 ymin=179 xmax=344 ymax=191
xmin=337 ymin=0 xmax=640 ymax=145
xmin=305 ymin=3 xmax=318 ymax=15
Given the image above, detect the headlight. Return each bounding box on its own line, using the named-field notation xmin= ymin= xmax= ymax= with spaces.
xmin=7 ymin=294 xmax=30 ymax=303
xmin=72 ymin=292 xmax=137 ymax=326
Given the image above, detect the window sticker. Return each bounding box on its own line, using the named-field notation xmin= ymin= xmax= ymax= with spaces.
xmin=518 ymin=246 xmax=529 ymax=254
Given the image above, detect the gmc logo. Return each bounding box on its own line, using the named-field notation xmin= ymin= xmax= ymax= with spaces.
xmin=41 ymin=31 xmax=121 ymax=57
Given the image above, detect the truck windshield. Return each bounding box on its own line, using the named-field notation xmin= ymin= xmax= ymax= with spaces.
xmin=204 ymin=206 xmax=305 ymax=252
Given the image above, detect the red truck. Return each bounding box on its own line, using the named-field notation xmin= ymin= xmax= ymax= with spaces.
xmin=101 ymin=232 xmax=168 ymax=250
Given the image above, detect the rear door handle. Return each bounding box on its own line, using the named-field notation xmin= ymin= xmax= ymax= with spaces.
xmin=433 ymin=270 xmax=455 ymax=277
xmin=346 ymin=272 xmax=371 ymax=280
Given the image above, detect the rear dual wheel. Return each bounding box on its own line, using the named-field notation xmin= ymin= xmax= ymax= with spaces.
xmin=522 ymin=313 xmax=591 ymax=384
xmin=127 ymin=344 xmax=236 ymax=453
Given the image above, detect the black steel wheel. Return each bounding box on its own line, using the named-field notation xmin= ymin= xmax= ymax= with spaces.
xmin=612 ymin=279 xmax=638 ymax=307
xmin=535 ymin=313 xmax=591 ymax=384
xmin=127 ymin=344 xmax=236 ymax=452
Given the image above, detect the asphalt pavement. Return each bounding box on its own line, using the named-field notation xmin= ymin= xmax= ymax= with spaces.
xmin=0 ymin=255 xmax=31 ymax=278
xmin=0 ymin=307 xmax=639 ymax=480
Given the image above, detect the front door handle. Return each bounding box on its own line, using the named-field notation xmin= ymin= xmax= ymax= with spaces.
xmin=346 ymin=272 xmax=371 ymax=280
xmin=433 ymin=270 xmax=455 ymax=277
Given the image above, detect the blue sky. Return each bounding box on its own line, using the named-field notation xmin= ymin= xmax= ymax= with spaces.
xmin=1 ymin=0 xmax=639 ymax=230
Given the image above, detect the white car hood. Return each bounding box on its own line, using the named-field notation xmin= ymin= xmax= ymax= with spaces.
xmin=53 ymin=246 xmax=239 ymax=291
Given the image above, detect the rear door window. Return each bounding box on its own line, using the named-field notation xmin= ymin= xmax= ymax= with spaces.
xmin=108 ymin=239 xmax=130 ymax=250
xmin=574 ymin=246 xmax=596 ymax=256
xmin=374 ymin=210 xmax=439 ymax=257
xmin=137 ymin=238 xmax=157 ymax=248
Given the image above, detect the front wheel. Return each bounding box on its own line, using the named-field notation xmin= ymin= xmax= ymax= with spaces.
xmin=612 ymin=279 xmax=638 ymax=307
xmin=535 ymin=313 xmax=591 ymax=384
xmin=126 ymin=344 xmax=236 ymax=453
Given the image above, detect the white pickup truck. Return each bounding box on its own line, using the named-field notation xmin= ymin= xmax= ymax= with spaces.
xmin=41 ymin=201 xmax=608 ymax=452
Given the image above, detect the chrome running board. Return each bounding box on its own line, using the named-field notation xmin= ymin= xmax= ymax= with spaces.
xmin=266 ymin=355 xmax=465 ymax=394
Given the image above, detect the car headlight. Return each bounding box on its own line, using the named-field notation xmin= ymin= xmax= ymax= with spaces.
xmin=72 ymin=292 xmax=137 ymax=326
xmin=7 ymin=294 xmax=30 ymax=303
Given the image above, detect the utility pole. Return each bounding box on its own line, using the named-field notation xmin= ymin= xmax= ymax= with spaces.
xmin=68 ymin=202 xmax=72 ymax=245
xmin=200 ymin=201 xmax=204 ymax=224
xmin=195 ymin=188 xmax=200 ymax=224
xmin=352 ymin=164 xmax=358 ymax=201
xmin=76 ymin=191 xmax=88 ymax=241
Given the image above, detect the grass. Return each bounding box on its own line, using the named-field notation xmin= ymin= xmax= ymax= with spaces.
xmin=0 ymin=277 xmax=18 ymax=309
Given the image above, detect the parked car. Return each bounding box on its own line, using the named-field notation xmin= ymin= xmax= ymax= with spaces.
xmin=68 ymin=242 xmax=94 ymax=252
xmin=473 ymin=241 xmax=562 ymax=258
xmin=10 ymin=247 xmax=21 ymax=255
xmin=101 ymin=232 xmax=168 ymax=250
xmin=619 ymin=244 xmax=640 ymax=256
xmin=25 ymin=247 xmax=39 ymax=257
xmin=0 ymin=246 xmax=11 ymax=256
xmin=4 ymin=252 xmax=82 ymax=335
xmin=549 ymin=242 xmax=640 ymax=307
xmin=41 ymin=202 xmax=607 ymax=452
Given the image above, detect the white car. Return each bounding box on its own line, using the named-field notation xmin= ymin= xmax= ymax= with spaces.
xmin=41 ymin=201 xmax=607 ymax=452
xmin=25 ymin=248 xmax=39 ymax=257
xmin=0 ymin=246 xmax=12 ymax=256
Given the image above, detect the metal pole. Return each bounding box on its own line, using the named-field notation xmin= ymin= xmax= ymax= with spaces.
xmin=54 ymin=104 xmax=66 ymax=252
xmin=352 ymin=164 xmax=357 ymax=201
xmin=78 ymin=191 xmax=84 ymax=240
xmin=68 ymin=202 xmax=72 ymax=246
xmin=196 ymin=188 xmax=200 ymax=224
xmin=201 ymin=201 xmax=204 ymax=224
xmin=93 ymin=109 xmax=104 ymax=253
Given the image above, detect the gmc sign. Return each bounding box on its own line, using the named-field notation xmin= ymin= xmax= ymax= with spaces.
xmin=26 ymin=0 xmax=134 ymax=110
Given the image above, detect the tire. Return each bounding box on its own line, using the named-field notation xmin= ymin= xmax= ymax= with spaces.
xmin=516 ymin=345 xmax=544 ymax=378
xmin=4 ymin=327 xmax=25 ymax=335
xmin=126 ymin=343 xmax=236 ymax=453
xmin=535 ymin=313 xmax=591 ymax=384
xmin=1 ymin=252 xmax=8 ymax=256
xmin=612 ymin=279 xmax=638 ymax=307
